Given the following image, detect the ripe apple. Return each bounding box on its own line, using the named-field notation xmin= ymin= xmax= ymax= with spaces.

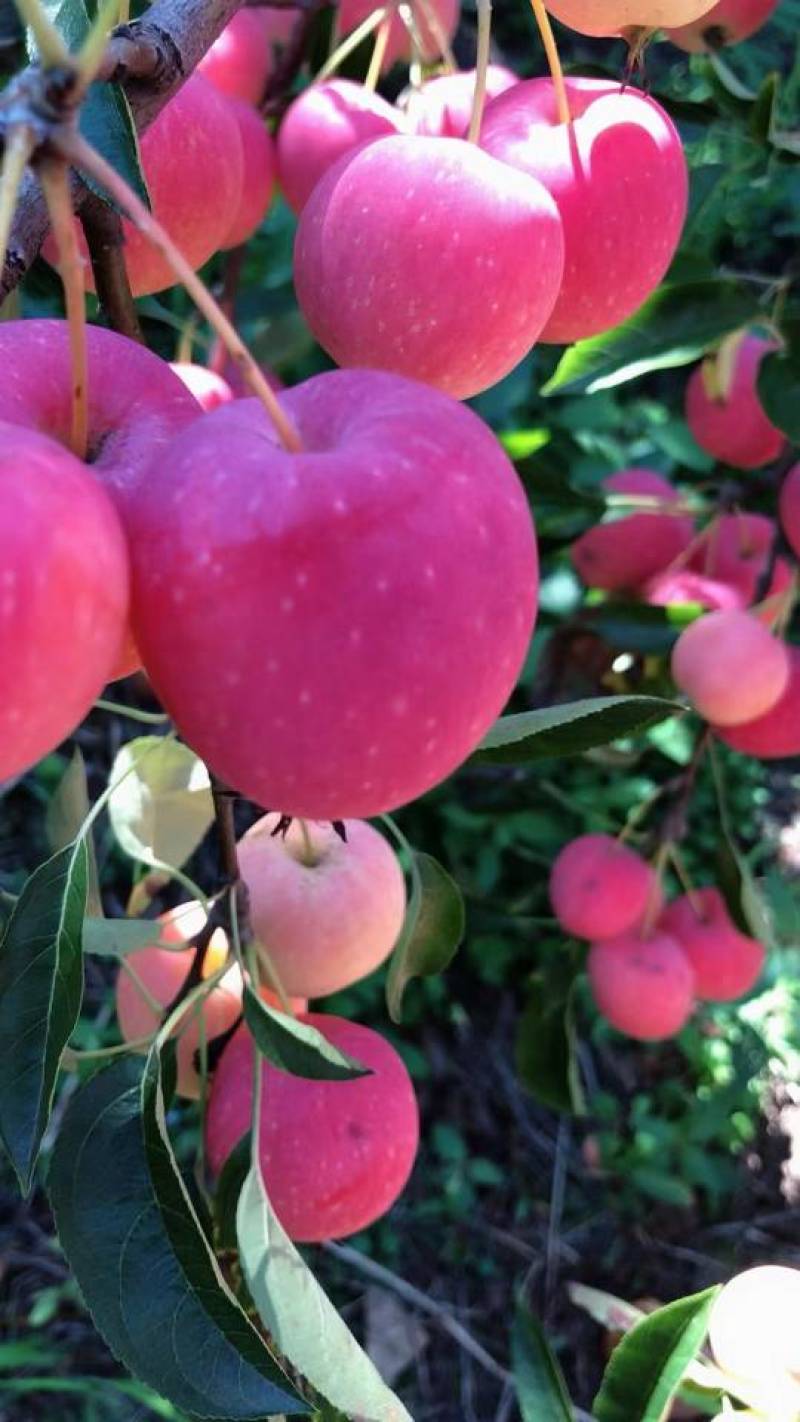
xmin=198 ymin=9 xmax=272 ymax=106
xmin=779 ymin=464 xmax=800 ymax=560
xmin=544 ymin=0 xmax=717 ymax=35
xmin=479 ymin=78 xmax=688 ymax=344
xmin=659 ymin=887 xmax=764 ymax=1001
xmin=643 ymin=568 xmax=744 ymax=612
xmin=549 ymin=833 xmax=656 ymax=940
xmin=667 ymin=0 xmax=780 ymax=48
xmin=688 ymin=512 xmax=792 ymax=606
xmin=294 ymin=135 xmax=564 ymax=399
xmin=588 ymin=931 xmax=695 ymax=1040
xmin=709 ymin=1266 xmax=800 ymax=1404
xmin=170 ymin=363 xmax=235 ymax=412
xmin=221 ymin=98 xmax=276 ymax=248
xmin=405 ymin=65 xmax=518 ymax=137
xmin=237 ymin=814 xmax=406 ymax=998
xmin=338 ymin=0 xmax=460 ymax=69
xmin=205 ymin=1013 xmax=420 ymax=1241
xmin=276 ymin=78 xmax=404 ymax=214
xmin=0 ymin=423 xmax=129 ymax=780
xmin=126 ymin=368 xmax=539 ymax=820
xmin=715 ymin=646 xmax=800 ymax=759
xmin=570 ymin=468 xmax=694 ymax=591
xmin=685 ymin=333 xmax=785 ymax=469
xmin=671 ymin=609 xmax=789 ymax=726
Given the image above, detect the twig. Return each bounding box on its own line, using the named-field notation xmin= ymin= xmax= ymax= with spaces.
xmin=260 ymin=0 xmax=327 ymax=116
xmin=79 ymin=192 xmax=142 ymax=342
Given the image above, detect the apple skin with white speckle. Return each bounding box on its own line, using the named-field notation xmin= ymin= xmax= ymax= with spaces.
xmin=126 ymin=368 xmax=539 ymax=820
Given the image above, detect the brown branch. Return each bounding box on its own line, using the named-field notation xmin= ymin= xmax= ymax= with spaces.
xmin=79 ymin=192 xmax=143 ymax=342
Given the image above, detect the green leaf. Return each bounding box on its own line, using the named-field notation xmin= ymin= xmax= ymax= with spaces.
xmin=213 ymin=1134 xmax=252 ymax=1253
xmin=386 ymin=852 xmax=465 ymax=1023
xmin=582 ymin=602 xmax=702 ymax=655
xmin=48 ymin=1051 xmax=305 ymax=1419
xmin=475 ymin=696 xmax=682 ymax=765
xmin=512 ymin=1302 xmax=575 ymax=1422
xmin=108 ymin=737 xmax=214 ymax=872
xmin=542 ymin=282 xmax=762 ymax=396
xmin=82 ymin=917 xmax=162 ymax=958
xmin=710 ymin=746 xmax=773 ymax=946
xmin=237 ymin=1163 xmax=412 ymax=1422
xmin=0 ymin=840 xmax=88 ymax=1191
xmin=242 ymin=986 xmax=371 ymax=1081
xmin=46 ymin=749 xmax=101 ymax=916
xmin=515 ymin=968 xmax=584 ymax=1116
xmin=593 ymin=1288 xmax=719 ymax=1422
xmin=758 ymin=329 xmax=800 ymax=441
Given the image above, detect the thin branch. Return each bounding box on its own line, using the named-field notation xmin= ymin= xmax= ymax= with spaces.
xmin=261 ymin=0 xmax=327 ymax=116
xmin=79 ymin=191 xmax=143 ymax=342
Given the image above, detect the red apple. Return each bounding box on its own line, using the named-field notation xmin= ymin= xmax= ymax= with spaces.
xmin=715 ymin=645 xmax=800 ymax=759
xmin=406 ymin=64 xmax=517 ymax=137
xmin=198 ymin=10 xmax=271 ymax=106
xmin=570 ymin=468 xmax=694 ymax=591
xmin=0 ymin=423 xmax=129 ymax=780
xmin=643 ymin=568 xmax=745 ymax=612
xmin=685 ymin=333 xmax=785 ymax=469
xmin=588 ymin=931 xmax=695 ymax=1040
xmin=671 ymin=609 xmax=789 ymax=725
xmin=276 ymin=78 xmax=404 ymax=214
xmin=544 ymin=0 xmax=717 ymax=35
xmin=689 ymin=512 xmax=792 ymax=606
xmin=170 ymin=363 xmax=235 ymax=412
xmin=479 ymin=77 xmax=688 ymax=344
xmin=221 ymin=98 xmax=276 ymax=248
xmin=338 ymin=0 xmax=460 ymax=69
xmin=549 ymin=834 xmax=656 ymax=940
xmin=205 ymin=1014 xmax=419 ymax=1241
xmin=126 ymin=368 xmax=539 ymax=819
xmin=667 ymin=0 xmax=779 ymax=48
xmin=779 ymin=464 xmax=800 ymax=561
xmin=294 ymin=135 xmax=564 ymax=399
xmin=237 ymin=814 xmax=406 ymax=998
xmin=659 ymin=887 xmax=764 ymax=1001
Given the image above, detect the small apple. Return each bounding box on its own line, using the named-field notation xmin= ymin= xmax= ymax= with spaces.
xmin=221 ymin=98 xmax=276 ymax=248
xmin=276 ymin=78 xmax=404 ymax=215
xmin=198 ymin=10 xmax=272 ymax=106
xmin=667 ymin=0 xmax=780 ymax=49
xmin=338 ymin=0 xmax=460 ymax=69
xmin=659 ymin=887 xmax=764 ymax=1001
xmin=544 ymin=0 xmax=717 ymax=35
xmin=685 ymin=333 xmax=785 ymax=469
xmin=570 ymin=468 xmax=694 ymax=592
xmin=549 ymin=833 xmax=656 ymax=940
xmin=170 ymin=363 xmax=235 ymax=413
xmin=671 ymin=609 xmax=789 ymax=726
xmin=715 ymin=646 xmax=800 ymax=759
xmin=406 ymin=65 xmax=517 ymax=137
xmin=588 ymin=931 xmax=695 ymax=1040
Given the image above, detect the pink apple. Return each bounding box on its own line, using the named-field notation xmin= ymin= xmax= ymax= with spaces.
xmin=405 ymin=64 xmax=517 ymax=137
xmin=198 ymin=9 xmax=272 ymax=105
xmin=170 ymin=362 xmax=235 ymax=412
xmin=237 ymin=814 xmax=406 ymax=998
xmin=659 ymin=887 xmax=764 ymax=1001
xmin=221 ymin=98 xmax=276 ymax=247
xmin=206 ymin=1013 xmax=419 ymax=1241
xmin=671 ymin=609 xmax=789 ymax=725
xmin=588 ymin=931 xmax=695 ymax=1040
xmin=715 ymin=646 xmax=800 ymax=759
xmin=779 ymin=464 xmax=800 ymax=561
xmin=667 ymin=0 xmax=779 ymax=48
xmin=256 ymin=6 xmax=300 ymax=46
xmin=685 ymin=333 xmax=785 ymax=469
xmin=0 ymin=423 xmax=129 ymax=780
xmin=549 ymin=833 xmax=656 ymax=940
xmin=338 ymin=0 xmax=460 ymax=69
xmin=689 ymin=512 xmax=792 ymax=605
xmin=479 ymin=77 xmax=688 ymax=344
xmin=570 ymin=468 xmax=694 ymax=591
xmin=643 ymin=568 xmax=745 ymax=612
xmin=126 ymin=368 xmax=539 ymax=819
xmin=544 ymin=0 xmax=717 ymax=35
xmin=276 ymin=78 xmax=404 ymax=214
xmin=294 ymin=135 xmax=564 ymax=398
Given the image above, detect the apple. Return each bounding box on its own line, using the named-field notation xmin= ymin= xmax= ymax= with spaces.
xmin=570 ymin=468 xmax=694 ymax=591
xmin=276 ymin=78 xmax=404 ymax=215
xmin=405 ymin=64 xmax=518 ymax=137
xmin=779 ymin=463 xmax=800 ymax=560
xmin=688 ymin=512 xmax=792 ymax=606
xmin=588 ymin=931 xmax=695 ymax=1040
xmin=237 ymin=814 xmax=406 ymax=998
xmin=294 ymin=135 xmax=565 ymax=399
xmin=715 ymin=645 xmax=800 ymax=759
xmin=125 ymin=368 xmax=539 ymax=820
xmin=643 ymin=568 xmax=744 ymax=612
xmin=671 ymin=609 xmax=789 ymax=726
xmin=659 ymin=887 xmax=764 ymax=1001
xmin=170 ymin=363 xmax=235 ymax=412
xmin=667 ymin=0 xmax=780 ymax=49
xmin=205 ymin=1013 xmax=420 ymax=1241
xmin=0 ymin=423 xmax=129 ymax=780
xmin=549 ymin=833 xmax=656 ymax=940
xmin=221 ymin=98 xmax=276 ymax=248
xmin=479 ymin=78 xmax=688 ymax=344
xmin=198 ymin=9 xmax=272 ymax=106
xmin=685 ymin=333 xmax=785 ymax=469
xmin=709 ymin=1267 xmax=800 ymax=1401
xmin=338 ymin=0 xmax=460 ymax=69
xmin=544 ymin=0 xmax=717 ymax=35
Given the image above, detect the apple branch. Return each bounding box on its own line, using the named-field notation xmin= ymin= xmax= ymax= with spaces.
xmin=79 ymin=194 xmax=143 ymax=343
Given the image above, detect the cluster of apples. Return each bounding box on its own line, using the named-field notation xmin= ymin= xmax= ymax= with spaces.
xmin=116 ymin=814 xmax=419 ymax=1242
xmin=549 ymin=833 xmax=765 ymax=1040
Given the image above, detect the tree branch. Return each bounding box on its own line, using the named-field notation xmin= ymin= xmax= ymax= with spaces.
xmin=79 ymin=192 xmax=143 ymax=342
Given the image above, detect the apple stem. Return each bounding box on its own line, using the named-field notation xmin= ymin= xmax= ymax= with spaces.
xmin=529 ymin=0 xmax=571 ymax=126
xmin=642 ymin=841 xmax=669 ymax=937
xmin=58 ymin=131 xmax=304 ymax=455
xmin=365 ymin=10 xmax=392 ymax=89
xmin=0 ymin=126 xmax=35 ymax=271
xmin=12 ymin=0 xmax=71 ymax=66
xmin=297 ymin=819 xmax=319 ymax=868
xmin=667 ymin=843 xmax=706 ymax=921
xmin=39 ymin=156 xmax=89 ymax=461
xmin=117 ymin=0 xmax=130 ymax=21
xmin=79 ymin=193 xmax=143 ymax=344
xmin=315 ymin=5 xmax=389 ymax=83
xmin=466 ymin=0 xmax=491 ymax=145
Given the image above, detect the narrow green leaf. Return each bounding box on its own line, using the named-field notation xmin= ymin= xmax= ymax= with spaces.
xmin=82 ymin=917 xmax=162 ymax=958
xmin=0 ymin=840 xmax=87 ymax=1190
xmin=758 ymin=330 xmax=800 ymax=441
xmin=46 ymin=748 xmax=101 ymax=915
xmin=515 ymin=969 xmax=584 ymax=1116
xmin=593 ymin=1288 xmax=719 ymax=1422
xmin=710 ymin=746 xmax=773 ymax=946
xmin=475 ymin=696 xmax=682 ymax=765
xmin=237 ymin=1163 xmax=412 ymax=1422
xmin=542 ymin=282 xmax=762 ymax=396
xmin=48 ymin=1051 xmax=306 ymax=1419
xmin=108 ymin=737 xmax=214 ymax=872
xmin=242 ymin=986 xmax=371 ymax=1081
xmin=512 ymin=1302 xmax=575 ymax=1422
xmin=386 ymin=852 xmax=465 ymax=1023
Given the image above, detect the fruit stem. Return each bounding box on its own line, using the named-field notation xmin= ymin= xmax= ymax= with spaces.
xmin=0 ymin=126 xmax=35 ymax=270
xmin=466 ymin=0 xmax=492 ymax=144
xmin=39 ymin=156 xmax=89 ymax=461
xmin=315 ymin=5 xmax=389 ymax=83
xmin=529 ymin=0 xmax=570 ymax=125
xmin=667 ymin=843 xmax=706 ymax=920
xmin=79 ymin=193 xmax=143 ymax=344
xmin=365 ymin=10 xmax=392 ymax=89
xmin=296 ymin=818 xmax=320 ymax=868
xmin=642 ymin=842 xmax=669 ymax=937
xmin=117 ymin=0 xmax=129 ymax=21
xmin=413 ymin=0 xmax=458 ymax=71
xmin=59 ymin=131 xmax=304 ymax=455
xmin=12 ymin=0 xmax=71 ymax=66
